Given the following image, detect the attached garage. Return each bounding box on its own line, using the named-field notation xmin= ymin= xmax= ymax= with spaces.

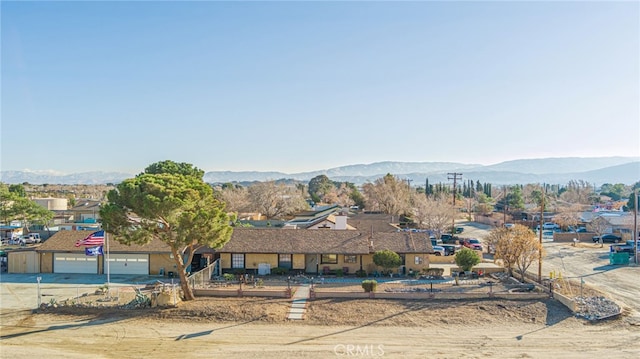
xmin=35 ymin=230 xmax=171 ymax=275
xmin=54 ymin=253 xmax=98 ymax=274
xmin=107 ymin=254 xmax=149 ymax=275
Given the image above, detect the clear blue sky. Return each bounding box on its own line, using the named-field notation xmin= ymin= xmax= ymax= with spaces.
xmin=2 ymin=1 xmax=638 ymax=174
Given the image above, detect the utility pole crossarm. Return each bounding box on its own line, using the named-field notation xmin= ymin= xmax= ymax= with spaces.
xmin=447 ymin=173 xmax=463 ymax=206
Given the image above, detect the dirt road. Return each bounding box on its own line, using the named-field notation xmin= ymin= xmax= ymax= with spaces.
xmin=459 ymin=221 xmax=640 ymax=323
xmin=1 ymin=298 xmax=639 ymax=358
xmin=540 ymin=242 xmax=640 ymax=323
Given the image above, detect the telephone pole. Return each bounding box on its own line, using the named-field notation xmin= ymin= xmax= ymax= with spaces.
xmin=447 ymin=173 xmax=463 ymax=205
xmin=448 ymin=173 xmax=462 ymax=233
xmin=634 ymin=188 xmax=638 ymax=265
xmin=538 ymin=185 xmax=545 ymax=283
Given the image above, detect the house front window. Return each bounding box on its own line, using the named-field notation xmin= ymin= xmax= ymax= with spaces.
xmin=344 ymin=255 xmax=357 ymax=264
xmin=278 ymin=254 xmax=292 ymax=269
xmin=415 ymin=256 xmax=423 ymax=265
xmin=321 ymin=254 xmax=338 ymax=264
xmin=231 ymin=253 xmax=245 ymax=269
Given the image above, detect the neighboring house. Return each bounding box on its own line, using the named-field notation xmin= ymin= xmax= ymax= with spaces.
xmin=50 ymin=223 xmax=101 ymax=231
xmin=347 ymin=212 xmax=399 ymax=233
xmin=580 ymin=211 xmax=635 ymax=237
xmin=302 ymin=212 xmax=356 ymax=230
xmin=0 ymin=225 xmax=23 ymax=241
xmin=283 ymin=204 xmax=342 ymax=229
xmin=217 ymin=227 xmax=434 ymax=275
xmin=69 ymin=200 xmax=102 ymax=223
xmin=34 ymin=230 xmax=173 ymax=275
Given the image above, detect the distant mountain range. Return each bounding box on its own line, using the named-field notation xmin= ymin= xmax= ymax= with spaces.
xmin=1 ymin=157 xmax=639 ymax=186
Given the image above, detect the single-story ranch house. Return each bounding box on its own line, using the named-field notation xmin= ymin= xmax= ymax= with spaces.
xmin=10 ymin=227 xmax=435 ymax=276
xmin=217 ymin=228 xmax=435 ymax=276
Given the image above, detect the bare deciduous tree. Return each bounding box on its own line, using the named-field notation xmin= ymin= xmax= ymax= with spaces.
xmin=362 ymin=174 xmax=411 ymax=217
xmin=560 ymin=180 xmax=594 ymax=204
xmin=553 ymin=205 xmax=582 ymax=231
xmin=410 ymin=193 xmax=455 ymax=236
xmin=489 ymin=224 xmax=543 ymax=282
xmin=217 ymin=185 xmax=250 ymax=214
xmin=588 ymin=216 xmax=610 ymax=247
xmin=323 ymin=183 xmax=355 ymax=207
xmin=247 ymin=181 xmax=309 ymax=219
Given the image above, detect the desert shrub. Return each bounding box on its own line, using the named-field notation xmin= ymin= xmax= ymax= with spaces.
xmin=355 ymin=269 xmax=367 ymax=278
xmin=335 ymin=268 xmax=344 ymax=277
xmin=271 ymin=267 xmax=288 ymax=275
xmin=223 ymin=273 xmax=235 ymax=281
xmin=361 ymin=279 xmax=378 ymax=293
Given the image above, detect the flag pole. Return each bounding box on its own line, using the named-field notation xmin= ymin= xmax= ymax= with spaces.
xmin=106 ymin=230 xmax=111 ymax=295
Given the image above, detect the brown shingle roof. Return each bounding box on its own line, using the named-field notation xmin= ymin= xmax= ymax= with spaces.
xmin=348 ymin=213 xmax=399 ymax=233
xmin=219 ymin=228 xmax=432 ymax=254
xmin=36 ymin=228 xmax=433 ymax=255
xmin=36 ymin=230 xmax=171 ymax=254
xmin=220 ymin=228 xmax=369 ymax=254
xmin=370 ymin=232 xmax=434 ymax=253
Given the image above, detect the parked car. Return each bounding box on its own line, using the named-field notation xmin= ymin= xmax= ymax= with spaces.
xmin=19 ymin=233 xmax=41 ymax=245
xmin=430 ymin=238 xmax=443 ymax=246
xmin=612 ymin=240 xmax=640 ymax=256
xmin=462 ymin=238 xmax=483 ymax=250
xmin=536 ymin=222 xmax=559 ymax=231
xmin=432 ymin=245 xmax=446 ymax=256
xmin=592 ymin=234 xmax=622 ymax=243
xmin=455 ymin=227 xmax=464 ymax=234
xmin=440 ymin=234 xmax=459 ymax=244
xmin=504 ymin=223 xmax=515 ymax=229
xmin=441 ymin=244 xmax=461 ymax=256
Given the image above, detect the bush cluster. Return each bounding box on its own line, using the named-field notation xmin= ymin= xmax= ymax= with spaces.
xmin=361 ymin=279 xmax=378 ymax=293
xmin=271 ymin=267 xmax=288 ymax=275
xmin=355 ymin=269 xmax=367 ymax=278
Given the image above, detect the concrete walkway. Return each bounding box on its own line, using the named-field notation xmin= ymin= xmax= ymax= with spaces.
xmin=287 ymin=284 xmax=310 ymax=320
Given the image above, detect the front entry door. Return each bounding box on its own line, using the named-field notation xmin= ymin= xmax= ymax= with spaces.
xmin=305 ymin=254 xmax=317 ymax=274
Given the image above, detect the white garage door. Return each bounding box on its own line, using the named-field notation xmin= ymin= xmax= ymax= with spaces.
xmin=54 ymin=253 xmax=98 ymax=274
xmin=107 ymin=254 xmax=149 ymax=275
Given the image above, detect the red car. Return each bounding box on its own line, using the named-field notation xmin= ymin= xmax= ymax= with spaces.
xmin=462 ymin=238 xmax=483 ymax=251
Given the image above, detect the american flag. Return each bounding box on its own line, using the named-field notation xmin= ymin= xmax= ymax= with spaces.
xmin=75 ymin=230 xmax=105 ymax=247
